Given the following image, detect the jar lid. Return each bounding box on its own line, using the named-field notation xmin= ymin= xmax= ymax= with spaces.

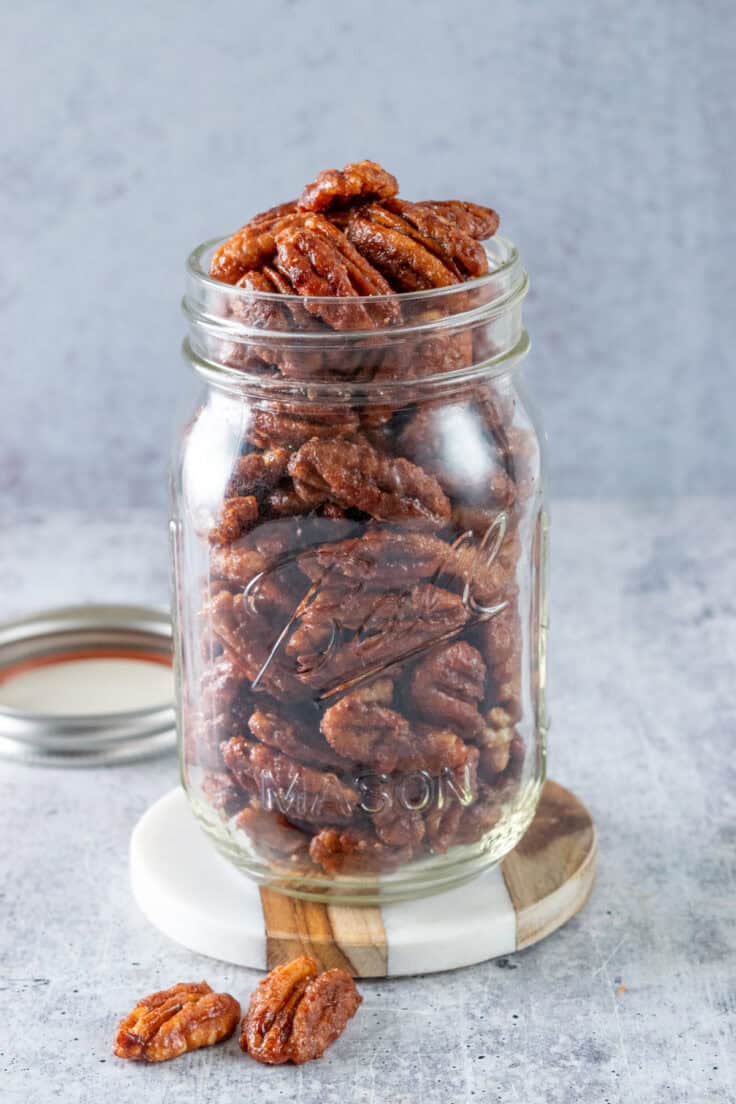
xmin=0 ymin=604 xmax=176 ymax=766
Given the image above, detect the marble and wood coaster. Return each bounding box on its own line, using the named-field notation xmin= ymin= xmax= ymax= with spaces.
xmin=130 ymin=779 xmax=596 ymax=977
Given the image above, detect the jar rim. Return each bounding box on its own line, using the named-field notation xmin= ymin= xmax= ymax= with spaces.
xmin=186 ymin=234 xmax=523 ymax=311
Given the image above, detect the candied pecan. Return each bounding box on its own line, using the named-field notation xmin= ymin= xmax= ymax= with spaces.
xmin=209 ymin=200 xmax=299 ymax=284
xmin=209 ymin=590 xmax=306 ymax=700
xmin=202 ymin=769 xmax=248 ymax=819
xmin=295 ymin=583 xmax=468 ymax=696
xmin=395 ymin=724 xmax=469 ymax=774
xmin=409 ymin=641 xmax=487 ymax=737
xmin=347 ymin=204 xmax=460 ymax=292
xmin=372 ymin=800 xmax=425 ymax=849
xmin=274 ymin=215 xmax=399 ymax=330
xmin=114 ymin=981 xmax=240 ymax=1063
xmin=284 ymin=579 xmax=385 ymax=672
xmin=227 ymin=448 xmax=290 ymax=499
xmin=477 ymin=706 xmax=515 ymax=779
xmin=416 ymin=200 xmax=500 ymax=240
xmin=440 ymin=538 xmax=519 ymax=610
xmin=423 ymin=744 xmax=479 ymax=851
xmin=248 ymin=406 xmax=359 ymax=449
xmin=480 ymin=603 xmax=521 ymax=670
xmin=454 ymin=783 xmax=504 ymax=844
xmin=235 ymin=803 xmax=310 ymax=858
xmin=424 ymin=799 xmax=464 ymax=853
xmin=240 ymin=955 xmax=361 ymax=1065
xmin=209 ymin=543 xmax=268 ymax=587
xmin=299 ymin=159 xmax=399 ymax=212
xmin=309 ymin=825 xmax=413 ymax=875
xmin=397 ymin=405 xmax=515 ymax=505
xmin=223 ymin=736 xmax=358 ymax=825
xmin=209 ymin=495 xmax=258 ymax=545
xmin=383 ymin=198 xmax=488 ymax=278
xmin=249 ymin=708 xmax=348 ymax=768
xmin=299 ymin=528 xmax=451 ymax=587
xmin=320 ymin=678 xmax=412 ymax=772
xmin=288 ymin=437 xmax=451 ymax=527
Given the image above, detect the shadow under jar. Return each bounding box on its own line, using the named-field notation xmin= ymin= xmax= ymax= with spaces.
xmin=172 ymin=234 xmax=548 ymax=905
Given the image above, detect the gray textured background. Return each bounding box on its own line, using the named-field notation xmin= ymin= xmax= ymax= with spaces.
xmin=2 ymin=0 xmax=735 ymax=511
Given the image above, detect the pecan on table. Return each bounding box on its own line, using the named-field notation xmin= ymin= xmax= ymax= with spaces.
xmin=114 ymin=981 xmax=240 ymax=1063
xmin=288 ymin=437 xmax=451 ymax=528
xmin=240 ymin=955 xmax=361 ymax=1064
xmin=409 ymin=640 xmax=487 ymax=738
xmin=299 ymin=159 xmax=399 ymax=212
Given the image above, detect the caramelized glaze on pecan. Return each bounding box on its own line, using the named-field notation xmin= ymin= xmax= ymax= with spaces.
xmin=114 ymin=982 xmax=240 ymax=1063
xmin=240 ymin=955 xmax=361 ymax=1064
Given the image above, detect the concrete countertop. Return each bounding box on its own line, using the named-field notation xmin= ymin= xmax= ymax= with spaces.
xmin=1 ymin=501 xmax=734 ymax=1103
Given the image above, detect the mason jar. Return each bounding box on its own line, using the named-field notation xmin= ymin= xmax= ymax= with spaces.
xmin=171 ymin=232 xmax=548 ymax=904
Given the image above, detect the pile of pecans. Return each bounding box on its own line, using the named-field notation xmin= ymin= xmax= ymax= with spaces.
xmin=184 ymin=161 xmax=539 ymax=881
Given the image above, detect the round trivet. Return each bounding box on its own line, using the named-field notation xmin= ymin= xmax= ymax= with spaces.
xmin=130 ymin=780 xmax=596 ymax=977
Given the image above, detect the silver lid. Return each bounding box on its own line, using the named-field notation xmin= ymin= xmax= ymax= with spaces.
xmin=0 ymin=604 xmax=176 ymax=766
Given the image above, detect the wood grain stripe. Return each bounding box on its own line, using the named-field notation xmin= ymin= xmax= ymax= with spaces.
xmin=501 ymin=779 xmax=597 ymax=949
xmin=259 ymin=887 xmax=388 ymax=976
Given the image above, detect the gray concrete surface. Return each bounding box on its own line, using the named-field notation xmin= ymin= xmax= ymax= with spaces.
xmin=1 ymin=501 xmax=733 ymax=1102
xmin=3 ymin=0 xmax=736 ymax=512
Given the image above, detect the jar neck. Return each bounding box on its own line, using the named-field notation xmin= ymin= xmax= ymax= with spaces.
xmin=182 ymin=235 xmax=529 ymax=398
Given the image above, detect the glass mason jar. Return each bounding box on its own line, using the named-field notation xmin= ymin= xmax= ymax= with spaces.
xmin=171 ymin=233 xmax=548 ymax=905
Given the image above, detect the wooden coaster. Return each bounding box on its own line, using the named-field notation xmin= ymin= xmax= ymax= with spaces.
xmin=130 ymin=779 xmax=596 ymax=977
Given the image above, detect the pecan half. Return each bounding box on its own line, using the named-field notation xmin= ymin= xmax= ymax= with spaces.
xmin=346 ymin=204 xmax=460 ymax=291
xmin=296 ymin=583 xmax=469 ymax=695
xmin=309 ymin=825 xmax=414 ymax=875
xmin=299 ymin=159 xmax=399 ymax=212
xmin=477 ymin=706 xmax=516 ymax=779
xmin=409 ymin=640 xmax=487 ymax=737
xmin=274 ymin=215 xmax=399 ymax=330
xmin=114 ymin=982 xmax=240 ymax=1063
xmin=223 ymin=736 xmax=358 ymax=825
xmin=247 ymin=406 xmax=360 ymax=450
xmin=240 ymin=955 xmax=361 ymax=1065
xmin=288 ymin=437 xmax=451 ymax=527
xmin=209 ymin=200 xmax=300 ymax=284
xmin=208 ymin=495 xmax=259 ymax=545
xmin=299 ymin=528 xmax=451 ymax=587
xmin=226 ymin=448 xmax=290 ymax=499
xmin=320 ymin=678 xmax=412 ymax=772
xmin=383 ymin=198 xmax=489 ymax=278
xmin=416 ymin=200 xmax=500 ymax=240
xmin=235 ymin=802 xmax=310 ymax=858
xmin=249 ymin=708 xmax=348 ymax=768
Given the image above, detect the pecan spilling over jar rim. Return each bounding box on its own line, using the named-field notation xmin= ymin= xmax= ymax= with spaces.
xmin=299 ymin=159 xmax=399 ymax=212
xmin=114 ymin=981 xmax=240 ymax=1063
xmin=240 ymin=955 xmax=361 ymax=1065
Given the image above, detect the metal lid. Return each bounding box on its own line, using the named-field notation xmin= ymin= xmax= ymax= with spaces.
xmin=0 ymin=604 xmax=176 ymax=766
